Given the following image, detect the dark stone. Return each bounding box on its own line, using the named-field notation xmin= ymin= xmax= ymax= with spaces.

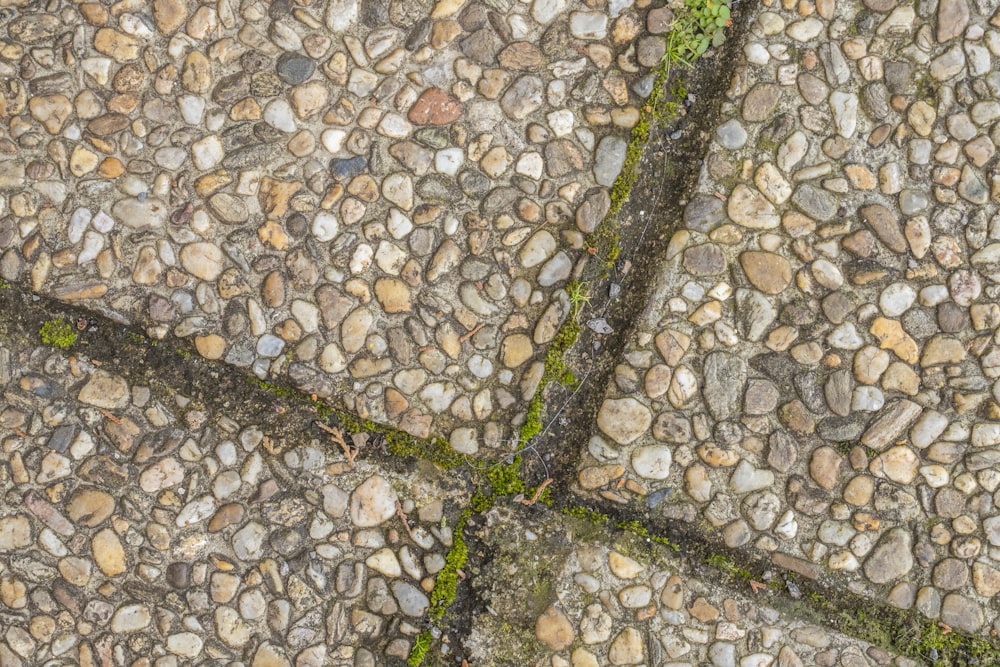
xmin=794 ymin=372 xmax=828 ymax=414
xmin=862 ymin=82 xmax=891 ymax=121
xmin=223 ymin=144 xmax=281 ymax=170
xmin=884 ymin=61 xmax=912 ymax=95
xmin=47 ymin=425 xmax=77 ymax=453
xmin=935 ymin=487 xmax=966 ymax=518
xmin=767 ymin=431 xmax=798 ymax=473
xmin=213 ymin=73 xmax=251 ymax=106
xmin=276 ymin=52 xmax=316 ymax=85
xmin=792 ymin=184 xmax=838 ymax=221
xmin=683 ymin=194 xmax=726 ymax=233
xmin=901 ymin=307 xmax=938 ymax=340
xmin=330 ymin=156 xmax=368 ymax=180
xmin=481 ymin=186 xmax=519 ymax=214
xmin=682 ymin=244 xmax=726 ymax=276
xmin=937 ymin=302 xmax=968 ymax=332
xmin=405 ymin=17 xmax=432 ymax=50
xmin=758 ymin=113 xmax=796 ymax=147
xmin=460 ymin=28 xmax=501 ymax=66
xmin=457 ymin=170 xmax=490 ymax=199
xmin=29 ymin=72 xmax=74 ymax=96
xmin=360 ymin=0 xmax=390 ymax=26
xmin=816 ymin=415 xmax=866 ymax=441
xmin=409 ymin=228 xmax=437 ymax=256
xmin=540 ymin=21 xmax=571 ymax=59
xmin=822 ymin=292 xmax=854 ymax=324
xmin=167 ymin=562 xmax=191 ymax=588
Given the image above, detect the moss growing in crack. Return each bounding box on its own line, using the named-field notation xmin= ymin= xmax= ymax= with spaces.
xmin=429 ymin=509 xmax=471 ymax=621
xmin=705 ymin=552 xmax=751 ymax=579
xmin=407 ymin=630 xmax=433 ymax=667
xmin=616 ymin=519 xmax=680 ymax=552
xmin=39 ymin=319 xmax=77 ymax=349
xmin=488 ymin=457 xmax=526 ymax=497
xmin=248 ymin=377 xmax=464 ymax=469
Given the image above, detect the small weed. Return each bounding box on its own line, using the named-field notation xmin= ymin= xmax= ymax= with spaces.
xmin=0 ymin=278 xmax=11 ymax=289
xmin=565 ymin=280 xmax=591 ymax=313
xmin=39 ymin=319 xmax=77 ymax=349
xmin=407 ymin=630 xmax=433 ymax=667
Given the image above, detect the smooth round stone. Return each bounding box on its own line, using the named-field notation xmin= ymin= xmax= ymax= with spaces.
xmin=256 ymin=334 xmax=285 ymax=358
xmin=879 ymin=282 xmax=917 ymax=316
xmin=180 ymin=242 xmax=225 ymax=281
xmin=631 ymin=445 xmax=672 ymax=479
xmin=276 ymin=52 xmax=315 ymax=85
xmin=449 ymin=427 xmax=478 ymax=455
xmin=312 ymin=211 xmax=339 ymax=241
xmin=716 ymin=119 xmax=747 ymax=149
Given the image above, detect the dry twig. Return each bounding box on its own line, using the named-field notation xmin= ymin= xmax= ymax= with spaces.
xmin=395 ymin=500 xmax=417 ymax=542
xmin=99 ymin=408 xmax=122 ymax=424
xmin=458 ymin=322 xmax=484 ymax=343
xmin=315 ymin=421 xmax=357 ymax=466
xmin=520 ymin=478 xmax=553 ymax=505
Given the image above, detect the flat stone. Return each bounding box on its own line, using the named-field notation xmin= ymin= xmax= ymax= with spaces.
xmin=728 ymin=185 xmax=780 ymax=229
xmin=608 ymin=627 xmax=644 ymax=665
xmin=861 ymin=399 xmax=922 ymax=450
xmin=631 ymin=445 xmax=672 ymax=479
xmin=743 ymin=84 xmax=781 ymax=123
xmin=408 ymin=88 xmax=463 ymax=125
xmin=276 ymin=52 xmax=315 ymax=85
xmin=536 ymin=605 xmax=574 ymax=650
xmin=864 ymin=528 xmax=913 ymax=584
xmin=594 ymin=136 xmax=627 ymax=187
xmin=683 ymin=244 xmax=726 ymax=275
xmin=941 ymin=594 xmax=983 ymax=634
xmin=597 ymin=398 xmax=652 ymax=445
xmin=0 ymin=515 xmax=30 ymax=550
xmin=703 ymin=352 xmax=746 ymax=421
xmin=112 ymin=198 xmax=169 ymax=230
xmin=684 ymin=194 xmax=727 ymax=233
xmin=937 ymin=0 xmax=970 ymax=42
xmin=78 ymin=370 xmax=129 ymax=409
xmin=740 ymin=251 xmax=792 ymax=294
xmin=791 ymin=184 xmax=838 ymax=220
xmin=349 ymin=475 xmax=397 ymax=527
xmin=111 ymin=604 xmax=151 ymax=633
xmin=180 ymin=243 xmax=225 ymax=281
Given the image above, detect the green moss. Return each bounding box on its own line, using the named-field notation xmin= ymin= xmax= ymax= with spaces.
xmin=487 ymin=458 xmax=526 ymax=497
xmin=705 ymin=552 xmax=751 ymax=580
xmin=125 ymin=331 xmax=146 ymax=345
xmin=0 ymin=278 xmax=11 ymax=290
xmin=39 ymin=319 xmax=77 ymax=349
xmin=562 ymin=505 xmax=610 ymax=525
xmin=407 ymin=630 xmax=433 ymax=667
xmin=249 ymin=377 xmax=464 ymax=469
xmin=429 ymin=509 xmax=471 ymax=621
xmin=176 ymin=347 xmax=192 ymax=359
xmin=616 ymin=519 xmax=680 ymax=552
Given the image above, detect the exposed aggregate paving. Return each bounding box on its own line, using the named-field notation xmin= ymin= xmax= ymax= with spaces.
xmin=3 ymin=0 xmax=1000 ymax=664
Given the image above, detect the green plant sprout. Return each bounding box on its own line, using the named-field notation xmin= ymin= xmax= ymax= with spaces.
xmin=39 ymin=319 xmax=77 ymax=349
